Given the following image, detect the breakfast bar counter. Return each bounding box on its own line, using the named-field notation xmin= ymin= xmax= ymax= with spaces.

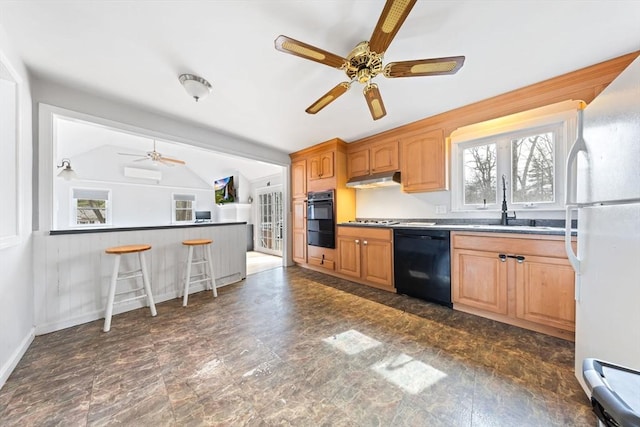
xmin=33 ymin=222 xmax=247 ymax=334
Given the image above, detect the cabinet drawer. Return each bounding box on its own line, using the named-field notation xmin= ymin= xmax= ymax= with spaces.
xmin=452 ymin=233 xmax=570 ymax=258
xmin=337 ymin=226 xmax=392 ymax=240
xmin=308 ymin=256 xmax=335 ymax=271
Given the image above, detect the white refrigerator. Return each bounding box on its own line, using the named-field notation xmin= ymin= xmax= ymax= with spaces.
xmin=564 ymin=54 xmax=640 ymax=394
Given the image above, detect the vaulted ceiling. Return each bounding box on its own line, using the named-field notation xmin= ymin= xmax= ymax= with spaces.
xmin=1 ymin=1 xmax=639 ymax=154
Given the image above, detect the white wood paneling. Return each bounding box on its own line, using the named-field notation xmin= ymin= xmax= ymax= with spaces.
xmin=33 ymin=224 xmax=246 ymax=334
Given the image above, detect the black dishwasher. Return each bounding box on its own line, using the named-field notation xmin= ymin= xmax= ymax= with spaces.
xmin=393 ymin=228 xmax=451 ymax=307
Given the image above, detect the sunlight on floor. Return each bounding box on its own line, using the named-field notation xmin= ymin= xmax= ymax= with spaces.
xmin=246 ymin=251 xmax=282 ymax=275
xmin=324 ymin=330 xmax=447 ymax=394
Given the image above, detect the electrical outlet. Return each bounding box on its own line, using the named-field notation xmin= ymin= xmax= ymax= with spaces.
xmin=435 ymin=205 xmax=447 ymax=214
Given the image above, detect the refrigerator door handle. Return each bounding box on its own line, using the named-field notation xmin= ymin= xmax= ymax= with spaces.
xmin=565 ymin=206 xmax=580 ymax=273
xmin=565 ymin=103 xmax=588 ymax=205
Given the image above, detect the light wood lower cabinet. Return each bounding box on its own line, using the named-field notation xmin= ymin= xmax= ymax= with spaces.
xmin=307 ymin=246 xmax=335 ymax=272
xmin=336 ymin=226 xmax=394 ymax=290
xmin=451 ymin=231 xmax=576 ymax=340
xmin=292 ymin=199 xmax=306 ymax=264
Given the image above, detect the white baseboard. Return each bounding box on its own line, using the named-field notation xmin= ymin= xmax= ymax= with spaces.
xmin=0 ymin=327 xmax=35 ymax=390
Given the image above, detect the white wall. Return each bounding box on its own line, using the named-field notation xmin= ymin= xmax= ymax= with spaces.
xmin=354 ymin=184 xmax=565 ymax=221
xmin=0 ymin=25 xmax=34 ymax=389
xmin=31 ymin=78 xmax=290 ymax=232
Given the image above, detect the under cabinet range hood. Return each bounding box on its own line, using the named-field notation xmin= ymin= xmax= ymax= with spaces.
xmin=346 ymin=171 xmax=401 ymax=189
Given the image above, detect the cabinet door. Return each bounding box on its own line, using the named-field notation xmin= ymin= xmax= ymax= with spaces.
xmin=401 ymin=129 xmax=446 ymax=192
xmin=291 ymin=160 xmax=307 ymax=199
xmin=292 ymin=199 xmax=306 ymax=263
xmin=515 ymin=255 xmax=575 ymax=331
xmin=361 ymin=239 xmax=393 ymax=287
xmin=370 ymin=141 xmax=399 ymax=174
xmin=308 ymin=151 xmax=335 ymax=181
xmin=452 ymin=248 xmax=508 ymax=314
xmin=347 ymin=149 xmax=370 ymax=179
xmin=336 ymin=236 xmax=361 ymax=279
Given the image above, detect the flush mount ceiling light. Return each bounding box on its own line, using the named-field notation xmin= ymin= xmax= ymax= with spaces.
xmin=56 ymin=158 xmax=77 ymax=180
xmin=179 ymin=74 xmax=212 ymax=102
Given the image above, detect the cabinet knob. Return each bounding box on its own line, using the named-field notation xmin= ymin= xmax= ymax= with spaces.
xmin=363 ymin=240 xmax=368 ymax=246
xmin=499 ymin=254 xmax=507 ymax=262
xmin=355 ymin=239 xmax=360 ymax=245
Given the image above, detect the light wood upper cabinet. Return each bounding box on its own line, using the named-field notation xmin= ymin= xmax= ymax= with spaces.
xmin=451 ymin=232 xmax=576 ymax=340
xmin=370 ymin=141 xmax=399 ymax=174
xmin=347 ymin=140 xmax=398 ymax=180
xmin=347 ymin=149 xmax=370 ymax=179
xmin=337 ymin=226 xmax=393 ymax=289
xmin=400 ymin=129 xmax=447 ymax=193
xmin=308 ymin=151 xmax=334 ymax=181
xmin=291 ymin=159 xmax=307 ymax=199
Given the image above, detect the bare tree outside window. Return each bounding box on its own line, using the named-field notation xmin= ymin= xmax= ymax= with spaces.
xmin=76 ymin=199 xmax=106 ymax=224
xmin=463 ymin=143 xmax=497 ymax=205
xmin=511 ymin=132 xmax=555 ymax=203
xmin=175 ymin=200 xmax=193 ymax=221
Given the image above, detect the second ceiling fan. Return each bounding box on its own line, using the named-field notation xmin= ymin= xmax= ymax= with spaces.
xmin=275 ymin=0 xmax=465 ymax=120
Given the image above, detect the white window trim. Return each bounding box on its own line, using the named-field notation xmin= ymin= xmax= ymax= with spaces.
xmin=172 ymin=193 xmax=196 ymax=223
xmin=451 ymin=101 xmax=579 ymax=212
xmin=71 ymin=187 xmax=112 ymax=227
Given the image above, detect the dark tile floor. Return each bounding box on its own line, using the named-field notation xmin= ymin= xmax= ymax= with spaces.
xmin=0 ymin=266 xmax=595 ymax=426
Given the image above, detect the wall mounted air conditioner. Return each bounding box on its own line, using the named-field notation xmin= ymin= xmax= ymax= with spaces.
xmin=124 ymin=166 xmax=161 ymax=181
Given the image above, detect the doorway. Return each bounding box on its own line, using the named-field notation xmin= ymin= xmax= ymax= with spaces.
xmin=255 ymin=185 xmax=283 ymax=257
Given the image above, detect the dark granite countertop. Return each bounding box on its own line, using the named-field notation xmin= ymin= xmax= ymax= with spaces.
xmin=49 ymin=221 xmax=247 ymax=236
xmin=338 ymin=219 xmax=576 ymax=236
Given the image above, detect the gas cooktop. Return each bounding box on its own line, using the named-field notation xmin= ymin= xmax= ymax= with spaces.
xmin=346 ymin=220 xmax=400 ymax=226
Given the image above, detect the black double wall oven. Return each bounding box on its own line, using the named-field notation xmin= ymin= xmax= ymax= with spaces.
xmin=307 ymin=190 xmax=335 ymax=249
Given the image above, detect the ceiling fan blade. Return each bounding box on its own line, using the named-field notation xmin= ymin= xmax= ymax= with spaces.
xmin=369 ymin=0 xmax=417 ymax=55
xmin=363 ymin=83 xmax=387 ymax=121
xmin=133 ymin=157 xmax=149 ymax=162
xmin=160 ymin=157 xmax=186 ymax=165
xmin=305 ymin=82 xmax=350 ymax=115
xmin=118 ymin=152 xmax=145 ymax=156
xmin=275 ymin=35 xmax=347 ymax=69
xmin=383 ymin=56 xmax=465 ymax=78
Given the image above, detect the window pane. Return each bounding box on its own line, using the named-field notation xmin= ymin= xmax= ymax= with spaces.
xmin=463 ymin=143 xmax=497 ymax=205
xmin=176 ymin=200 xmax=192 ymax=209
xmin=175 ymin=209 xmax=192 ymax=221
xmin=511 ymin=132 xmax=555 ymax=203
xmin=76 ymin=199 xmax=106 ymax=224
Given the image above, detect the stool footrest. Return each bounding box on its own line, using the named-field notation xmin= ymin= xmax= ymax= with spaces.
xmin=117 ymin=269 xmax=143 ymax=280
xmin=115 ymin=294 xmax=149 ymax=305
xmin=188 ymin=277 xmax=212 ymax=285
xmin=115 ymin=287 xmax=145 ymax=296
xmin=191 ymin=259 xmax=208 ymax=266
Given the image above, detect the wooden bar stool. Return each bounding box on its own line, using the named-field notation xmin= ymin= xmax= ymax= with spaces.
xmin=104 ymin=244 xmax=157 ymax=332
xmin=182 ymin=239 xmax=217 ymax=306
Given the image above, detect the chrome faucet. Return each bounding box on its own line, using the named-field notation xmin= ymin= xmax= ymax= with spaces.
xmin=501 ymin=175 xmax=516 ymax=226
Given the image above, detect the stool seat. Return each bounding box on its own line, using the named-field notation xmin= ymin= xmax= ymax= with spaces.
xmin=182 ymin=239 xmax=212 ymax=246
xmin=103 ymin=243 xmax=156 ymax=332
xmin=105 ymin=244 xmax=152 ymax=254
xmin=182 ymin=238 xmax=216 ymax=306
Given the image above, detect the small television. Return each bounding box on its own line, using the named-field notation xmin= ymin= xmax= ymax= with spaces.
xmin=214 ymin=176 xmax=236 ymax=204
xmin=195 ymin=211 xmax=211 ymax=222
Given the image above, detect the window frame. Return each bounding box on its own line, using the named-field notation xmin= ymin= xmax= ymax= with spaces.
xmin=451 ymin=105 xmax=577 ymax=212
xmin=71 ymin=188 xmax=112 ymax=227
xmin=172 ymin=193 xmax=195 ymax=223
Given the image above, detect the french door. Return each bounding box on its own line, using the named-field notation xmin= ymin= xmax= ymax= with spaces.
xmin=255 ymin=186 xmax=283 ymax=256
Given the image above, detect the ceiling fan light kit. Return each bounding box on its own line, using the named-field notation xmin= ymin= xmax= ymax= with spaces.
xmin=179 ymin=74 xmax=212 ymax=102
xmin=274 ymin=0 xmax=465 ymax=120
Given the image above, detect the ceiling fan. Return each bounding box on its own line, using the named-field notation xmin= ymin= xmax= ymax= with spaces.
xmin=274 ymin=0 xmax=465 ymax=120
xmin=118 ymin=140 xmax=186 ymax=166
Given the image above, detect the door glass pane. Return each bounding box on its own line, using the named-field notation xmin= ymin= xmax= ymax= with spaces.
xmin=257 ymin=189 xmax=283 ymax=255
xmin=511 ymin=132 xmax=555 ymax=203
xmin=463 ymin=143 xmax=497 ymax=205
